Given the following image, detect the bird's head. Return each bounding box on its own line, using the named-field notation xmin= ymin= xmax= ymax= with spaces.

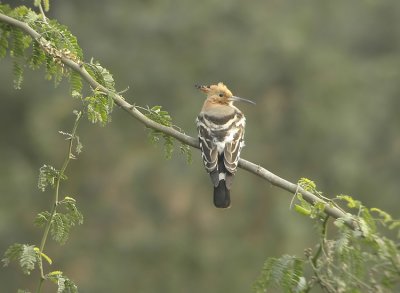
xmin=195 ymin=82 xmax=255 ymax=105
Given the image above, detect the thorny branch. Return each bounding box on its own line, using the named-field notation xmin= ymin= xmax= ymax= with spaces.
xmin=0 ymin=12 xmax=357 ymax=230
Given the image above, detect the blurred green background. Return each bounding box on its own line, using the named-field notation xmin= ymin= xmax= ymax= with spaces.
xmin=1 ymin=0 xmax=400 ymax=292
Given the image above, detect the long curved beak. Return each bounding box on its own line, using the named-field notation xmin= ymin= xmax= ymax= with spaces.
xmin=230 ymin=95 xmax=256 ymax=105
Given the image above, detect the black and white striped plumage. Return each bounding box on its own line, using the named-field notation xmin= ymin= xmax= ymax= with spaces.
xmin=196 ymin=82 xmax=253 ymax=208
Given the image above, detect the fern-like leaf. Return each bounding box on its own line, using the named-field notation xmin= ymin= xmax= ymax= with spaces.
xmin=38 ymin=164 xmax=65 ymax=191
xmin=85 ymin=61 xmax=115 ymax=90
xmin=33 ymin=0 xmax=50 ymax=12
xmin=49 ymin=198 xmax=83 ymax=245
xmin=2 ymin=243 xmax=24 ymax=267
xmin=180 ymin=142 xmax=192 ymax=164
xmin=85 ymin=93 xmax=112 ymax=125
xmin=60 ymin=196 xmax=84 ymax=227
xmin=12 ymin=59 xmax=24 ymax=89
xmin=43 ymin=0 xmax=50 ymax=12
xmin=69 ymin=70 xmax=82 ymax=96
xmin=34 ymin=211 xmax=51 ymax=227
xmin=10 ymin=28 xmax=27 ymax=58
xmin=253 ymin=255 xmax=305 ymax=293
xmin=144 ymin=105 xmax=178 ymax=159
xmin=45 ymin=53 xmax=63 ymax=86
xmin=19 ymin=245 xmax=37 ymax=275
xmin=2 ymin=243 xmax=37 ymax=275
xmin=0 ymin=26 xmax=10 ymax=59
xmin=47 ymin=271 xmax=78 ymax=293
xmin=22 ymin=10 xmax=39 ymax=25
xmin=51 ymin=213 xmax=68 ymax=244
xmin=29 ymin=40 xmax=46 ymax=69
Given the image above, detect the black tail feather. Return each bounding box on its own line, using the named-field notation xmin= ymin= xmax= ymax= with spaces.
xmin=213 ymin=180 xmax=231 ymax=208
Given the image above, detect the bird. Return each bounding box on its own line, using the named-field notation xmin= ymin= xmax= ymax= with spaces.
xmin=196 ymin=82 xmax=255 ymax=208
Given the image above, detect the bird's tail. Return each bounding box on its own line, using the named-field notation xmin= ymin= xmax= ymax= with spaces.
xmin=211 ymin=154 xmax=233 ymax=208
xmin=213 ymin=180 xmax=231 ymax=208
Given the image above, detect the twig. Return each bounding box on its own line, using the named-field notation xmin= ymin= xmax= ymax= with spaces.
xmin=36 ymin=112 xmax=81 ymax=293
xmin=289 ymin=184 xmax=300 ymax=210
xmin=38 ymin=3 xmax=48 ymax=24
xmin=312 ymin=215 xmax=329 ymax=266
xmin=0 ymin=12 xmax=357 ymax=230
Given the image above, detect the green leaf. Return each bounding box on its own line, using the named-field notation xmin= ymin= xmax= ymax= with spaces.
xmin=12 ymin=59 xmax=23 ymax=89
xmin=335 ymin=225 xmax=351 ymax=253
xmin=69 ymin=71 xmax=82 ymax=96
xmin=43 ymin=0 xmax=50 ymax=12
xmin=360 ymin=207 xmax=376 ymax=236
xmin=145 ymin=105 xmax=172 ymax=127
xmin=85 ymin=61 xmax=115 ymax=90
xmin=2 ymin=243 xmax=37 ymax=275
xmin=34 ymin=211 xmax=51 ymax=227
xmin=23 ymin=10 xmax=40 ymax=25
xmin=51 ymin=213 xmax=68 ymax=244
xmin=33 ymin=0 xmax=50 ymax=12
xmin=60 ymin=196 xmax=84 ymax=225
xmin=180 ymin=142 xmax=192 ymax=164
xmin=0 ymin=27 xmax=10 ymax=59
xmin=29 ymin=40 xmax=46 ymax=69
xmin=388 ymin=221 xmax=400 ymax=231
xmin=253 ymin=255 xmax=305 ymax=293
xmin=310 ymin=201 xmax=326 ymax=219
xmin=75 ymin=135 xmax=83 ymax=154
xmin=38 ymin=164 xmax=65 ymax=191
xmin=33 ymin=247 xmax=52 ymax=265
xmin=8 ymin=27 xmax=31 ymax=89
xmin=336 ymin=194 xmax=361 ymax=209
xmin=2 ymin=243 xmax=24 ymax=267
xmin=47 ymin=270 xmax=63 ymax=277
xmin=370 ymin=207 xmax=393 ymax=223
xmin=19 ymin=245 xmax=37 ymax=275
xmin=49 ymin=200 xmax=83 ymax=245
xmin=298 ymin=177 xmax=317 ymax=193
xmin=85 ymin=93 xmax=112 ymax=125
xmin=145 ymin=105 xmax=177 ymax=159
xmin=10 ymin=28 xmax=30 ymax=58
xmin=82 ymin=62 xmax=115 ymax=125
xmin=47 ymin=271 xmax=78 ymax=293
xmin=294 ymin=204 xmax=311 ymax=216
xmin=44 ymin=53 xmax=63 ymax=86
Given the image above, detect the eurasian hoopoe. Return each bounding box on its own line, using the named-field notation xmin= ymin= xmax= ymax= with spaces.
xmin=196 ymin=82 xmax=255 ymax=208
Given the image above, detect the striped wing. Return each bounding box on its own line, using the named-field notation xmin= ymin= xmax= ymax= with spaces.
xmin=197 ymin=115 xmax=218 ymax=173
xmin=223 ymin=124 xmax=245 ymax=174
xmin=223 ymin=115 xmax=245 ymax=189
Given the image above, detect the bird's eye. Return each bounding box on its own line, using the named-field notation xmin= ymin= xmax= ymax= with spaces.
xmin=219 ymin=93 xmax=223 ymax=97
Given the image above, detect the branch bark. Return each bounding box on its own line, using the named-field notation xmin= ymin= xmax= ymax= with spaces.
xmin=0 ymin=12 xmax=356 ymax=229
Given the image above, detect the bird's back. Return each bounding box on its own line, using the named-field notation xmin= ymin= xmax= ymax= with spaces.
xmin=197 ymin=100 xmax=246 ymax=208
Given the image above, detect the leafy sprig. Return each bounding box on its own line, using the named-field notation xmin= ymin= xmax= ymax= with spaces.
xmin=0 ymin=3 xmax=115 ymax=127
xmin=254 ymin=179 xmax=400 ymax=293
xmin=144 ymin=105 xmax=192 ymax=162
xmin=2 ymin=244 xmax=38 ymax=275
xmin=2 ymin=111 xmax=83 ymax=293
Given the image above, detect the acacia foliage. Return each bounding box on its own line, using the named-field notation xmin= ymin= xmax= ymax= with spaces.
xmin=253 ymin=179 xmax=400 ymax=293
xmin=2 ymin=111 xmax=82 ymax=293
xmin=0 ymin=3 xmax=191 ymax=160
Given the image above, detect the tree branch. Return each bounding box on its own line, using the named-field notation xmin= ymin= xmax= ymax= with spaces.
xmin=0 ymin=12 xmax=357 ymax=229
